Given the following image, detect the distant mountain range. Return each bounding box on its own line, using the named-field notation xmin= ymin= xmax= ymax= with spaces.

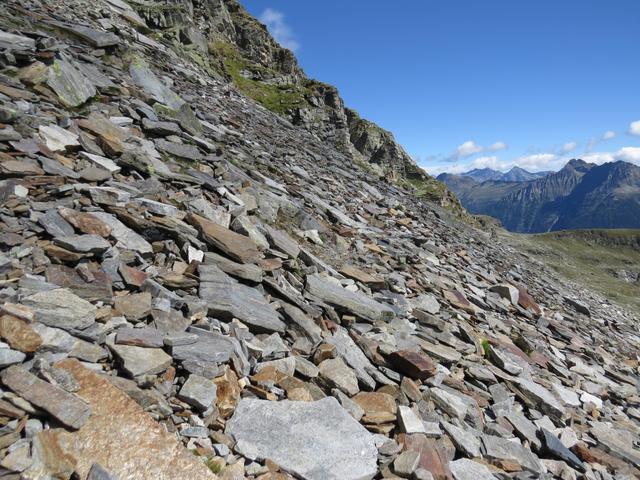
xmin=438 ymin=160 xmax=640 ymax=233
xmin=463 ymin=166 xmax=552 ymax=182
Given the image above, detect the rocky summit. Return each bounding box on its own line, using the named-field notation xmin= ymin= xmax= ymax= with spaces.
xmin=0 ymin=1 xmax=638 ymax=480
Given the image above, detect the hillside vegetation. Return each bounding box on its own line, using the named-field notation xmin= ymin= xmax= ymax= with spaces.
xmin=508 ymin=229 xmax=640 ymax=311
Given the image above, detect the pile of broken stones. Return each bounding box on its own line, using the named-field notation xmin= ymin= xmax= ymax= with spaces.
xmin=0 ymin=1 xmax=639 ymax=479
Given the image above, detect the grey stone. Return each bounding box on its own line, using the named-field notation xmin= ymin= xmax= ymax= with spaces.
xmin=226 ymin=397 xmax=377 ymax=480
xmin=0 ymin=30 xmax=36 ymax=50
xmin=172 ymin=328 xmax=246 ymax=375
xmin=411 ymin=293 xmax=440 ymax=315
xmin=133 ymin=198 xmax=179 ymax=217
xmin=79 ymin=152 xmax=121 ymax=175
xmin=178 ymin=374 xmax=217 ymax=411
xmin=539 ymin=428 xmax=584 ymax=471
xmin=397 ymin=406 xmax=427 ymax=434
xmin=142 ymin=118 xmax=182 ymax=136
xmin=199 ymin=264 xmax=284 ymax=333
xmin=156 ymin=139 xmax=203 ymax=161
xmin=38 ymin=124 xmax=80 ymax=152
xmin=481 ymin=434 xmax=544 ymax=474
xmin=91 ymin=212 xmax=153 ymax=255
xmin=23 ymin=288 xmax=96 ymax=331
xmin=204 ymin=252 xmax=263 ymax=283
xmin=129 ymin=59 xmax=184 ymax=110
xmin=441 ymin=421 xmax=481 ymax=458
xmin=87 ymin=187 xmax=131 ymax=207
xmin=515 ymin=377 xmax=566 ymax=421
xmin=449 ymin=459 xmax=495 ymax=480
xmin=0 ymin=348 xmax=26 ymax=367
xmin=394 ymin=451 xmax=420 ymax=478
xmin=327 ymin=327 xmax=377 ymax=391
xmin=110 ymin=344 xmax=172 ymax=377
xmin=306 ymin=274 xmax=394 ymax=322
xmin=590 ymin=423 xmax=640 ymax=467
xmin=319 ymin=358 xmax=359 ymax=396
xmin=564 ymin=296 xmax=590 ymax=316
xmin=265 ymin=226 xmax=300 ymax=258
xmin=489 ymin=284 xmax=519 ymax=305
xmin=51 ymin=22 xmax=120 ymax=47
xmin=506 ymin=411 xmax=541 ymax=450
xmin=54 ymin=234 xmax=111 ymax=254
xmin=38 ymin=210 xmax=75 ymax=238
xmin=332 ymin=389 xmax=364 ymax=421
xmin=47 ymin=56 xmax=96 ymax=107
xmin=430 ymin=387 xmax=468 ymax=419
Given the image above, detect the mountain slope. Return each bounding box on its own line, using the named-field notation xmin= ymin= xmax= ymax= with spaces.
xmin=0 ymin=1 xmax=639 ymax=479
xmin=183 ymin=0 xmax=464 ymax=212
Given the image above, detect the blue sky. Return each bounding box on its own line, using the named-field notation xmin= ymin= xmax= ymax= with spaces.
xmin=241 ymin=1 xmax=640 ymax=174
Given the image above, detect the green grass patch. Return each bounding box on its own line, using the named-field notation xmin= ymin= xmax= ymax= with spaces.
xmin=507 ymin=229 xmax=640 ymax=312
xmin=208 ymin=41 xmax=313 ymax=115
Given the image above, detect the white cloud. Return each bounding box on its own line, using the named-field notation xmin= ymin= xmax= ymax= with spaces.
xmin=488 ymin=141 xmax=507 ymax=151
xmin=470 ymin=156 xmax=504 ymax=170
xmin=446 ymin=140 xmax=507 ymax=161
xmin=560 ymin=141 xmax=577 ymax=153
xmin=602 ymin=130 xmax=616 ymax=140
xmin=629 ymin=121 xmax=640 ymax=136
xmin=456 ymin=140 xmax=483 ymax=157
xmin=259 ymin=8 xmax=300 ymax=52
xmin=512 ymin=153 xmax=561 ymax=172
xmin=617 ymin=146 xmax=640 ymax=163
xmin=582 ymin=152 xmax=614 ymax=164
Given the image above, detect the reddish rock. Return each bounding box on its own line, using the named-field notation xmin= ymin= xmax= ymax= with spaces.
xmin=516 ymin=285 xmax=542 ymax=316
xmin=389 ymin=349 xmax=436 ymax=380
xmin=442 ymin=290 xmax=476 ymax=314
xmin=58 ymin=207 xmax=112 ymax=237
xmin=49 ymin=359 xmax=217 ymax=479
xmin=398 ymin=434 xmax=453 ymax=480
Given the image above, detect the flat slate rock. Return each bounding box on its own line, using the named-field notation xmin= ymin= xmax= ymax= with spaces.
xmin=110 ymin=344 xmax=172 ymax=377
xmin=22 ymin=288 xmax=96 ymax=331
xmin=1 ymin=365 xmax=91 ymax=429
xmin=199 ymin=264 xmax=284 ymax=333
xmin=189 ymin=213 xmax=260 ymax=263
xmin=47 ymin=56 xmax=96 ymax=107
xmin=305 ymin=274 xmax=394 ymax=322
xmin=449 ymin=459 xmax=495 ymax=480
xmin=226 ymin=397 xmax=378 ymax=480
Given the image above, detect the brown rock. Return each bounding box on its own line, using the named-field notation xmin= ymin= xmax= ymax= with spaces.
xmin=353 ymin=391 xmax=397 ymax=423
xmin=113 ymin=292 xmax=152 ymax=320
xmin=389 ymin=350 xmax=437 ymax=380
xmin=58 ymin=208 xmax=112 ymax=237
xmin=339 ymin=265 xmax=385 ymax=289
xmin=215 ymin=368 xmax=242 ymax=419
xmin=0 ymin=314 xmax=42 ymax=353
xmin=187 ymin=213 xmax=260 ymax=263
xmin=45 ymin=359 xmax=217 ymax=479
xmin=26 ymin=429 xmax=77 ymax=480
xmin=0 ymin=365 xmax=91 ymax=429
xmin=77 ymin=112 xmax=128 ymax=156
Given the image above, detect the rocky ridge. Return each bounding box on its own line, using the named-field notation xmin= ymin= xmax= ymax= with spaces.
xmin=0 ymin=1 xmax=638 ymax=479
